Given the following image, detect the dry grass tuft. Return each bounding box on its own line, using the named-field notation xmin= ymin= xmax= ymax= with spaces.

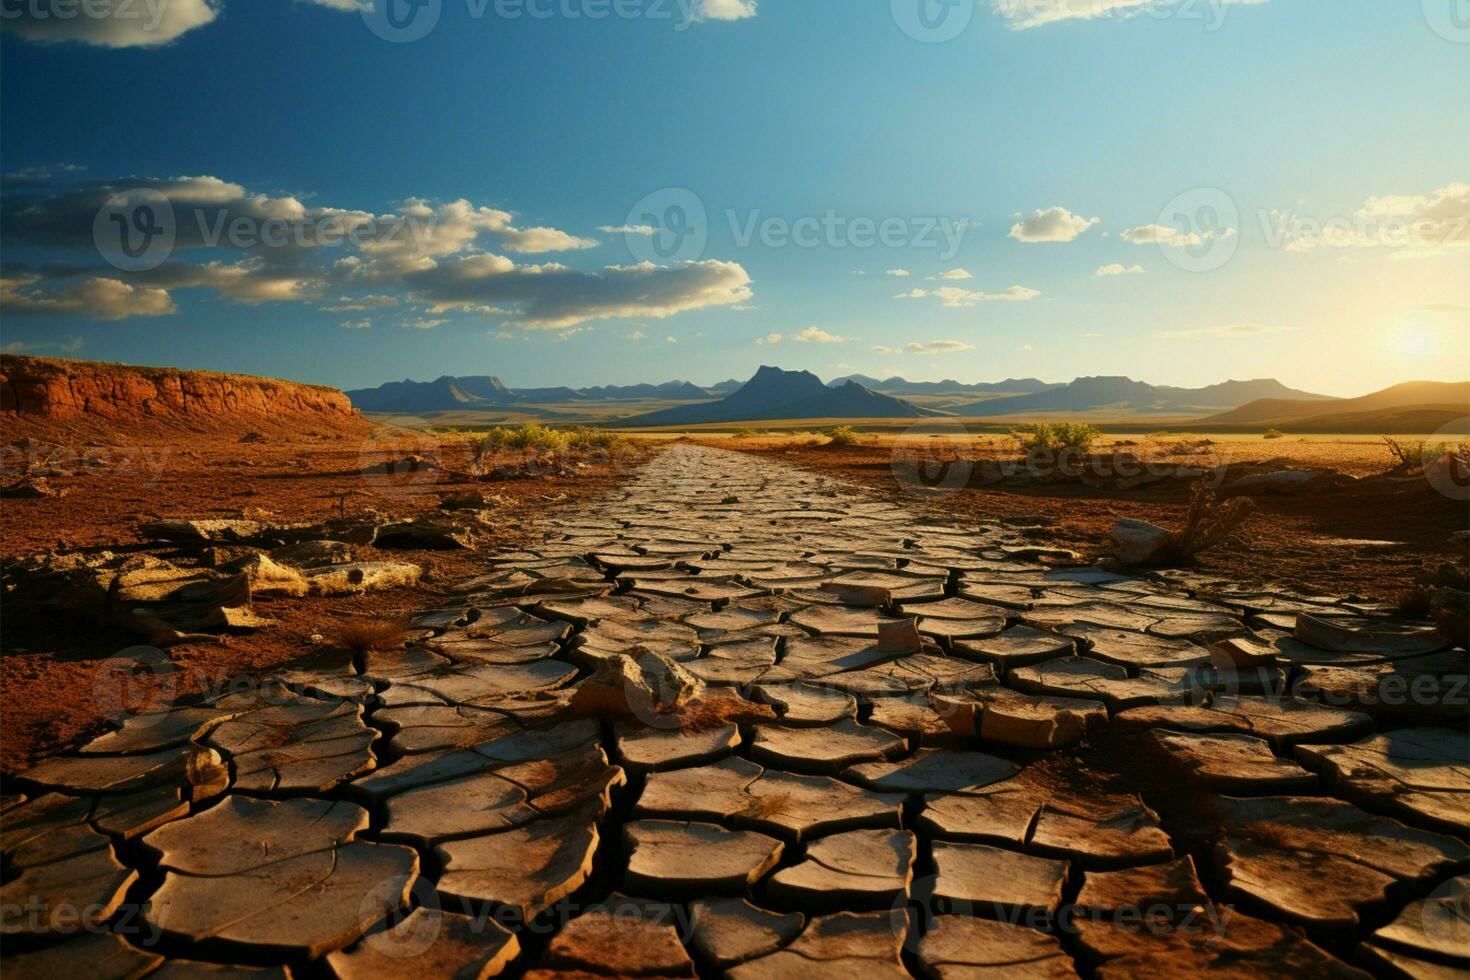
xmin=1170 ymin=483 xmax=1256 ymax=562
xmin=740 ymin=791 xmax=793 ymax=820
xmin=329 ymin=617 xmax=408 ymax=655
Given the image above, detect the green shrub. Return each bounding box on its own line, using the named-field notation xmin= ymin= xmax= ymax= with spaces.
xmin=1263 ymin=429 xmax=1285 ymax=440
xmin=1010 ymin=422 xmax=1101 ymax=453
xmin=827 ymin=426 xmax=860 ymax=447
xmin=733 ymin=427 xmax=759 ymax=439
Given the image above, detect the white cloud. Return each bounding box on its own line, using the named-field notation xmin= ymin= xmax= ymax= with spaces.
xmin=1154 ymin=323 xmax=1278 ymax=340
xmin=339 ymin=318 xmax=373 ymax=330
xmin=666 ymin=335 xmax=678 ymax=344
xmin=598 ymin=224 xmax=656 ymax=235
xmin=886 ymin=269 xmax=911 ymax=277
xmin=897 ymin=285 xmax=1041 ymax=307
xmin=1009 ymin=207 xmax=1099 ymax=243
xmin=993 ymin=0 xmax=1270 ymax=31
xmin=1122 ymin=223 xmax=1237 ymax=248
xmin=754 ymin=332 xmax=783 ymax=345
xmin=1095 ymin=263 xmax=1145 ymax=277
xmin=0 ymin=0 xmax=220 ymax=48
xmin=872 ymin=340 xmax=976 ymax=355
xmin=322 ymin=295 xmax=400 ymax=312
xmin=931 ymin=268 xmax=973 ymax=281
xmin=0 ymin=276 xmax=175 ymax=320
xmin=1269 ymin=182 xmax=1470 ymax=256
xmin=694 ymin=0 xmax=757 ymax=21
xmin=1 ymin=174 xmax=755 ymax=330
xmin=498 ymin=226 xmax=600 ymax=253
xmin=789 ymin=326 xmax=849 ymax=343
xmin=626 ymin=329 xmax=648 ymax=341
xmin=403 ymin=317 xmax=449 ymax=330
xmin=405 ymin=257 xmax=752 ymax=329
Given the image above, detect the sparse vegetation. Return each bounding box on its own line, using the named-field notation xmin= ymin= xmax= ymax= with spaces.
xmin=826 ymin=426 xmax=860 ymax=447
xmin=329 ymin=617 xmax=407 ymax=655
xmin=1010 ymin=422 xmax=1101 ymax=454
xmin=1382 ymin=436 xmax=1457 ymax=469
xmin=733 ymin=427 xmax=759 ymax=439
xmin=476 ymin=424 xmax=625 ymax=457
xmin=1263 ymin=429 xmax=1285 ymax=440
xmin=1170 ymin=483 xmax=1257 ymax=562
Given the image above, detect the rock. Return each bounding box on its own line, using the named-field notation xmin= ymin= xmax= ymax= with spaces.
xmin=1213 ymin=795 xmax=1468 ymax=931
xmin=767 ymin=829 xmax=916 ymax=911
xmin=1292 ymin=728 xmax=1470 ymax=835
xmin=615 ymin=720 xmax=740 ymax=773
xmin=141 ymin=796 xmax=419 ymax=958
xmin=1148 ymin=731 xmax=1318 ymax=793
xmin=918 ymin=915 xmax=1077 ymax=979
xmin=820 ymin=582 xmax=892 ymax=607
xmin=1 ymin=476 xmax=68 ymax=498
xmin=435 ymin=814 xmax=599 ymax=922
xmin=919 ymin=766 xmax=1172 ymax=870
xmin=635 ymin=756 xmax=904 ymax=842
xmin=1112 ymin=518 xmax=1175 ymax=566
xmin=0 ymin=930 xmax=164 ymax=979
xmin=1073 ymin=856 xmax=1365 ymax=978
xmin=138 ymin=519 xmax=271 ymax=545
xmin=269 ymin=539 xmax=358 ymax=568
xmin=930 ymin=841 xmax=1070 ymax=921
xmin=304 ymin=561 xmax=423 ymax=596
xmin=689 ymin=899 xmax=804 ymax=968
xmin=361 ymin=454 xmax=440 ymax=476
xmin=1295 ymin=614 xmax=1449 ymax=657
xmin=0 ymin=845 xmax=138 ymax=935
xmin=1371 ymin=875 xmax=1469 ymax=967
xmin=326 ymin=908 xmax=520 ymax=980
xmin=1113 ymin=696 xmax=1372 ymax=749
xmin=750 ymin=719 xmax=905 ymax=774
xmin=1209 ymin=635 xmax=1279 ymax=669
xmin=541 ymin=903 xmax=696 ymax=977
xmin=624 ymin=820 xmax=784 ymax=896
xmin=841 ymin=748 xmax=1018 ymax=794
xmin=727 ymin=910 xmax=910 ymax=978
xmin=375 ymin=520 xmax=478 ymax=551
xmin=221 ymin=553 xmax=310 ymax=596
xmin=567 ymin=650 xmax=705 ymax=722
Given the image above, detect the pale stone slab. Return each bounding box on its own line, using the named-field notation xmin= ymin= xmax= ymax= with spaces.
xmin=624 ymin=820 xmax=784 ymax=895
xmin=767 ymin=829 xmax=916 ymax=910
xmin=435 ymin=814 xmax=599 ymax=921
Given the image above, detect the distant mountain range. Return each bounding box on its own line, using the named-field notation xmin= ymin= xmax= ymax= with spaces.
xmin=620 ymin=366 xmax=943 ymax=427
xmin=348 ymin=376 xmax=712 ymax=413
xmin=1200 ymin=380 xmax=1470 ymax=427
xmin=828 ymin=375 xmax=1060 ymax=396
xmin=950 ymin=376 xmax=1335 ymax=417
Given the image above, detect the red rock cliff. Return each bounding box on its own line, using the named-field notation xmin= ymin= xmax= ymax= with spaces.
xmin=1 ymin=355 xmax=365 ymax=436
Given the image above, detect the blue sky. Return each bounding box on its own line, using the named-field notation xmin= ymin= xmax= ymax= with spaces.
xmin=2 ymin=0 xmax=1467 ymax=394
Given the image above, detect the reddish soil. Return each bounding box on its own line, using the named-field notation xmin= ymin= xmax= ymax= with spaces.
xmin=719 ymin=440 xmax=1466 ymax=602
xmin=0 ymin=429 xmax=647 ymax=772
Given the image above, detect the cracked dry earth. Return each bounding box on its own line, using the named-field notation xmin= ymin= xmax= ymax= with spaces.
xmin=4 ymin=445 xmax=1468 ymax=980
